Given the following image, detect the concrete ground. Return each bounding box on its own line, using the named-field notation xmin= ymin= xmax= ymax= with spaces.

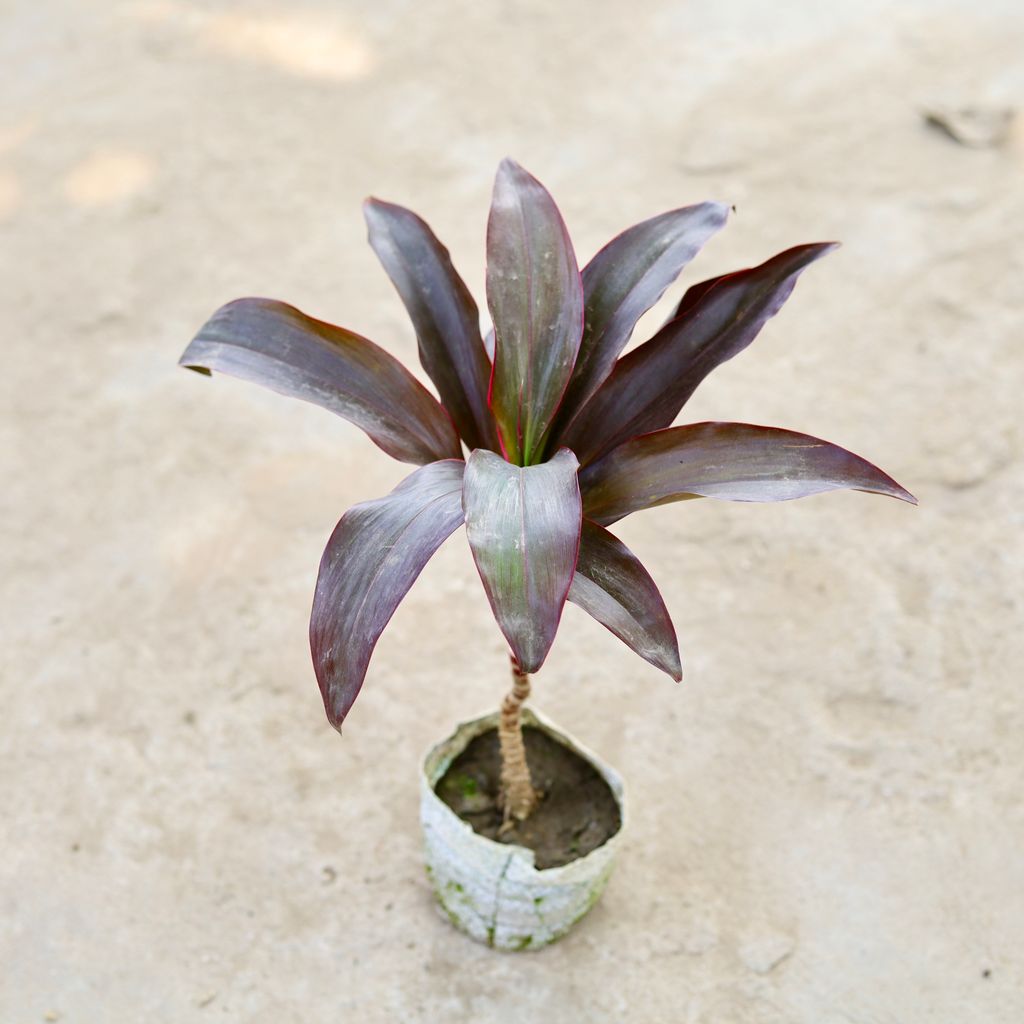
xmin=3 ymin=1 xmax=1023 ymax=1020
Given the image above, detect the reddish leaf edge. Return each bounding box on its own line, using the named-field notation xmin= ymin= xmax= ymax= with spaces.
xmin=485 ymin=157 xmax=586 ymax=466
xmin=579 ymin=421 xmax=918 ymax=527
xmin=462 ymin=446 xmax=583 ymax=673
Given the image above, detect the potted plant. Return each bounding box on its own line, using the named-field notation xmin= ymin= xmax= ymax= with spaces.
xmin=180 ymin=158 xmax=914 ymax=950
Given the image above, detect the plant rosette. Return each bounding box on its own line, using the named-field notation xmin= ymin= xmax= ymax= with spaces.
xmin=421 ymin=707 xmax=624 ymax=951
xmin=180 ymin=158 xmax=914 ymax=950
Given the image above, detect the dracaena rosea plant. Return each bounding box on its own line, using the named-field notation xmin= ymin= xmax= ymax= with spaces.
xmin=180 ymin=158 xmax=915 ymax=825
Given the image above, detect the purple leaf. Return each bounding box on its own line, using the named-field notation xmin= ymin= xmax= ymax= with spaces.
xmin=463 ymin=448 xmax=582 ymax=672
xmin=568 ymin=520 xmax=681 ymax=680
xmin=364 ymin=199 xmax=499 ymax=452
xmin=670 ymin=270 xmax=730 ymax=321
xmin=552 ymin=202 xmax=729 ymax=435
xmin=310 ymin=460 xmax=466 ymax=729
xmin=561 ymin=243 xmax=839 ymax=465
xmin=581 ymin=422 xmax=917 ymax=525
xmin=181 ymin=298 xmax=461 ymax=465
xmin=486 ymin=159 xmax=584 ymax=465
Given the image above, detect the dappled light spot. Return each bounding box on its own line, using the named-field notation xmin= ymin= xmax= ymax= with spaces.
xmin=123 ymin=0 xmax=188 ymax=23
xmin=123 ymin=2 xmax=373 ymax=81
xmin=158 ymin=497 xmax=247 ymax=585
xmin=202 ymin=11 xmax=374 ymax=82
xmin=63 ymin=149 xmax=156 ymax=207
xmin=0 ymin=119 xmax=37 ymax=154
xmin=0 ymin=170 xmax=21 ymax=220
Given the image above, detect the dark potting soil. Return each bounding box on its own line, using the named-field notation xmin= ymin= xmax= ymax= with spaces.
xmin=434 ymin=725 xmax=621 ymax=870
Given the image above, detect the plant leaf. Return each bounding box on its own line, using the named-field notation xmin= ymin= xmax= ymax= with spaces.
xmin=486 ymin=159 xmax=584 ymax=464
xmin=561 ymin=243 xmax=838 ymax=465
xmin=181 ymin=298 xmax=461 ymax=465
xmin=364 ymin=199 xmax=499 ymax=452
xmin=463 ymin=448 xmax=582 ymax=672
xmin=568 ymin=520 xmax=681 ymax=680
xmin=310 ymin=459 xmax=466 ymax=730
xmin=552 ymin=202 xmax=729 ymax=436
xmin=669 ymin=270 xmax=730 ymax=321
xmin=581 ymin=422 xmax=917 ymax=525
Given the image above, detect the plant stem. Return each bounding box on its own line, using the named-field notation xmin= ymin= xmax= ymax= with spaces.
xmin=498 ymin=654 xmax=538 ymax=826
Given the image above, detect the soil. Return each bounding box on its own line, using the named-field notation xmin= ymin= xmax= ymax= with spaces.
xmin=435 ymin=726 xmax=621 ymax=869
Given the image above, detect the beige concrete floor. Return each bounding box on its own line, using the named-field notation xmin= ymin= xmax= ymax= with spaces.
xmin=3 ymin=1 xmax=1023 ymax=1020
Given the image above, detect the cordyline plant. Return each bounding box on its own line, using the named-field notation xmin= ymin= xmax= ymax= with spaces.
xmin=181 ymin=159 xmax=914 ymax=826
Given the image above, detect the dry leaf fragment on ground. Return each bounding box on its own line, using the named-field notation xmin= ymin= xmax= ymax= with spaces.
xmin=923 ymin=105 xmax=1015 ymax=148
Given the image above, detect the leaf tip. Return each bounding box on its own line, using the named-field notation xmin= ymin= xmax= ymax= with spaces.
xmin=497 ymin=155 xmax=524 ymax=175
xmin=518 ymin=654 xmax=544 ymax=675
xmin=315 ymin=654 xmax=359 ymax=736
xmin=364 ymin=194 xmax=400 ymax=213
xmin=362 ymin=195 xmax=391 ymax=230
xmin=869 ymin=468 xmax=917 ymax=506
xmin=665 ymin=646 xmax=683 ymax=682
xmin=551 ymin=445 xmax=581 ymax=472
xmin=363 ymin=196 xmax=414 ymax=237
xmin=494 ymin=157 xmax=542 ymax=196
xmin=707 ymin=199 xmax=732 ymax=224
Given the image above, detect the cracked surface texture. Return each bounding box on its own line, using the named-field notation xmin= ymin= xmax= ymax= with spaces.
xmin=2 ymin=0 xmax=1024 ymax=1020
xmin=421 ymin=710 xmax=623 ymax=950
